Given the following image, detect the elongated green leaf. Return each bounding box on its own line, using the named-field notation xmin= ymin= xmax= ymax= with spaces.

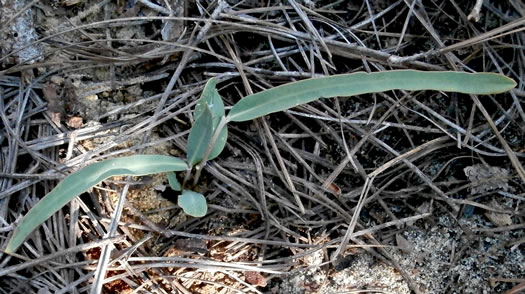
xmin=194 ymin=78 xmax=228 ymax=161
xmin=5 ymin=155 xmax=188 ymax=254
xmin=227 ymin=70 xmax=517 ymax=122
xmin=178 ymin=190 xmax=207 ymax=217
xmin=187 ymin=105 xmax=213 ymax=166
xmin=167 ymin=171 xmax=181 ymax=191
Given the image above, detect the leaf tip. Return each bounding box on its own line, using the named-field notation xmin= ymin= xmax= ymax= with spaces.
xmin=4 ymin=242 xmax=16 ymax=254
xmin=4 ymin=228 xmax=22 ymax=254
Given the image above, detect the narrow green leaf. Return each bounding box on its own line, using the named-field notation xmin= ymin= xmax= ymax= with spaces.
xmin=194 ymin=78 xmax=228 ymax=160
xmin=227 ymin=70 xmax=517 ymax=122
xmin=178 ymin=190 xmax=207 ymax=217
xmin=167 ymin=171 xmax=181 ymax=191
xmin=187 ymin=105 xmax=214 ymax=166
xmin=5 ymin=155 xmax=188 ymax=254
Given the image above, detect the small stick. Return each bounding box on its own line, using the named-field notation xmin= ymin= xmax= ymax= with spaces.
xmin=467 ymin=0 xmax=483 ymax=22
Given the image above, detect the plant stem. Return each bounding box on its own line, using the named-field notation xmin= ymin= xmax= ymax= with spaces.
xmin=182 ymin=166 xmax=193 ymax=189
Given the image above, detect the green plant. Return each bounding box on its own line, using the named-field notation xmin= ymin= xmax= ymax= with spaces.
xmin=4 ymin=70 xmax=516 ymax=253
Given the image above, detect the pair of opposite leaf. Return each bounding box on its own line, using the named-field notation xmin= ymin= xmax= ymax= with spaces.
xmin=4 ymin=70 xmax=517 ymax=254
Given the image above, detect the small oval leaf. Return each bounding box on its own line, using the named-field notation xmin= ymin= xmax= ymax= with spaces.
xmin=5 ymin=155 xmax=188 ymax=253
xmin=167 ymin=171 xmax=181 ymax=191
xmin=227 ymin=70 xmax=517 ymax=122
xmin=178 ymin=190 xmax=207 ymax=217
xmin=187 ymin=105 xmax=213 ymax=166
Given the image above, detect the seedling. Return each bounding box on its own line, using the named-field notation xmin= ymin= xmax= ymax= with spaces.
xmin=4 ymin=70 xmax=516 ymax=253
